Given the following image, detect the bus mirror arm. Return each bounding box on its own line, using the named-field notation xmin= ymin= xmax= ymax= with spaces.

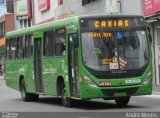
xmin=147 ymin=27 xmax=152 ymax=42
xmin=147 ymin=27 xmax=150 ymax=34
xmin=74 ymin=39 xmax=78 ymax=48
xmin=72 ymin=35 xmax=78 ymax=48
xmin=149 ymin=34 xmax=152 ymax=42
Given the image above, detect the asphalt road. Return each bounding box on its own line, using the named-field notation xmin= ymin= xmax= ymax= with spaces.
xmin=0 ymin=79 xmax=160 ymax=113
xmin=1 ymin=79 xmax=160 ymax=118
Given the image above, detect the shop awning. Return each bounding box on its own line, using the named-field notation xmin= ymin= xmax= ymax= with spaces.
xmin=0 ymin=38 xmax=5 ymax=46
xmin=145 ymin=13 xmax=160 ymax=23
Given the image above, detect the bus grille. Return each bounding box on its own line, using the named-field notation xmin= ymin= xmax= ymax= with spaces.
xmin=101 ymin=87 xmax=139 ymax=97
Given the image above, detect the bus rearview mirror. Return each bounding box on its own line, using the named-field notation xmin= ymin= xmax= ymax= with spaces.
xmin=70 ymin=34 xmax=78 ymax=48
xmin=149 ymin=34 xmax=152 ymax=42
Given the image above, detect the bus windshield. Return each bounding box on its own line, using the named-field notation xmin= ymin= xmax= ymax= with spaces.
xmin=81 ymin=30 xmax=149 ymax=71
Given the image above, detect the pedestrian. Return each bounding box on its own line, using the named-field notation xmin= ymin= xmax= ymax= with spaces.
xmin=0 ymin=64 xmax=2 ymax=75
xmin=1 ymin=64 xmax=5 ymax=80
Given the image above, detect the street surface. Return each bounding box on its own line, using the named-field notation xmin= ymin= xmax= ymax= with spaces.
xmin=0 ymin=79 xmax=160 ymax=112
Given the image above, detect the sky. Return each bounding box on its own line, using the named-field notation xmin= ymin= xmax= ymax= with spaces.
xmin=0 ymin=0 xmax=6 ymax=16
xmin=0 ymin=6 xmax=6 ymax=16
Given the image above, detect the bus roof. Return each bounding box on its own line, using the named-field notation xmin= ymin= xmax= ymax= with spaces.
xmin=5 ymin=14 xmax=144 ymax=39
xmin=78 ymin=14 xmax=144 ymax=19
xmin=5 ymin=16 xmax=79 ymax=39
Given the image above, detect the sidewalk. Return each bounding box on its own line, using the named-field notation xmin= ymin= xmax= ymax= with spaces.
xmin=153 ymin=85 xmax=160 ymax=95
xmin=0 ymin=76 xmax=5 ymax=86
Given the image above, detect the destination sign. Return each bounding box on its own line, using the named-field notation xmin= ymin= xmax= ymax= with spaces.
xmin=94 ymin=20 xmax=129 ymax=28
xmin=88 ymin=32 xmax=112 ymax=38
xmin=80 ymin=17 xmax=145 ymax=29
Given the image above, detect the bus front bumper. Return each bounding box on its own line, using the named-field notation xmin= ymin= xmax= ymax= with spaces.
xmin=79 ymin=83 xmax=152 ymax=100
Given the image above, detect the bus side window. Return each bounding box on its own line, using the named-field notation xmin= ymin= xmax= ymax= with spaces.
xmin=44 ymin=30 xmax=54 ymax=57
xmin=10 ymin=38 xmax=17 ymax=60
xmin=25 ymin=35 xmax=33 ymax=58
xmin=17 ymin=36 xmax=24 ymax=59
xmin=55 ymin=28 xmax=66 ymax=56
xmin=6 ymin=39 xmax=10 ymax=60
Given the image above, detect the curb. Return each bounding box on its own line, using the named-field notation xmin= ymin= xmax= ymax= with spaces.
xmin=152 ymin=91 xmax=160 ymax=95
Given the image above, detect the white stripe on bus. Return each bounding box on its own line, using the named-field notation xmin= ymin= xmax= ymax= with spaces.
xmin=119 ymin=57 xmax=127 ymax=64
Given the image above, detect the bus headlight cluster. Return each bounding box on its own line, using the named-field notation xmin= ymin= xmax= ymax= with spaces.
xmin=83 ymin=75 xmax=97 ymax=87
xmin=143 ymin=71 xmax=152 ymax=84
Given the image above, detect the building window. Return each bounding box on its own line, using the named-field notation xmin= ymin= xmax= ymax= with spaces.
xmin=19 ymin=20 xmax=23 ymax=29
xmin=58 ymin=0 xmax=63 ymax=6
xmin=82 ymin=0 xmax=95 ymax=6
xmin=0 ymin=22 xmax=5 ymax=38
xmin=55 ymin=28 xmax=66 ymax=56
xmin=28 ymin=19 xmax=31 ymax=27
xmin=44 ymin=30 xmax=55 ymax=57
xmin=60 ymin=0 xmax=63 ymax=5
xmin=24 ymin=19 xmax=27 ymax=28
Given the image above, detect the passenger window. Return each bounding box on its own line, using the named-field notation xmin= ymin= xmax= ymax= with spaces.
xmin=6 ymin=40 xmax=10 ymax=60
xmin=10 ymin=38 xmax=17 ymax=59
xmin=17 ymin=36 xmax=25 ymax=59
xmin=55 ymin=29 xmax=66 ymax=56
xmin=25 ymin=35 xmax=33 ymax=58
xmin=44 ymin=30 xmax=54 ymax=57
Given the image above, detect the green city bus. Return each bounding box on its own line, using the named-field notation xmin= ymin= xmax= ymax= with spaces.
xmin=5 ymin=15 xmax=152 ymax=107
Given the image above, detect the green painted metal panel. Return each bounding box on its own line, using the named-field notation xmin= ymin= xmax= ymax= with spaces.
xmin=5 ymin=15 xmax=152 ymax=102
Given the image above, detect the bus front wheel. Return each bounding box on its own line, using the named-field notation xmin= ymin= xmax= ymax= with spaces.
xmin=20 ymin=79 xmax=39 ymax=102
xmin=60 ymin=82 xmax=72 ymax=107
xmin=115 ymin=97 xmax=130 ymax=107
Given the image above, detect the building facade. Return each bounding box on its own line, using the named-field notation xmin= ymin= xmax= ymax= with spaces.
xmin=16 ymin=0 xmax=31 ymax=29
xmin=29 ymin=0 xmax=160 ymax=85
xmin=33 ymin=0 xmax=58 ymax=25
xmin=30 ymin=0 xmax=143 ymax=24
xmin=55 ymin=0 xmax=143 ymax=17
xmin=0 ymin=13 xmax=15 ymax=64
xmin=144 ymin=0 xmax=160 ymax=85
xmin=5 ymin=0 xmax=31 ymax=29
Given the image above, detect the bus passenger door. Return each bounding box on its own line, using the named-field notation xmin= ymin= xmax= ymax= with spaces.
xmin=34 ymin=37 xmax=44 ymax=93
xmin=68 ymin=34 xmax=79 ymax=97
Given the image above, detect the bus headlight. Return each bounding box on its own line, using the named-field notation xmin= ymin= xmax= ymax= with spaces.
xmin=143 ymin=71 xmax=152 ymax=84
xmin=83 ymin=75 xmax=97 ymax=87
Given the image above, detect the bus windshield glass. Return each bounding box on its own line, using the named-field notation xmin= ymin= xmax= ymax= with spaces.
xmin=80 ymin=16 xmax=149 ymax=72
xmin=81 ymin=30 xmax=149 ymax=71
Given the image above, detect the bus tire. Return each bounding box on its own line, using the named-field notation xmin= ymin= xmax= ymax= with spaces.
xmin=20 ymin=79 xmax=39 ymax=102
xmin=30 ymin=93 xmax=39 ymax=101
xmin=115 ymin=97 xmax=130 ymax=107
xmin=60 ymin=82 xmax=72 ymax=107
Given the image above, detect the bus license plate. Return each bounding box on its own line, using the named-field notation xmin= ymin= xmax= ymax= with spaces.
xmin=126 ymin=79 xmax=141 ymax=84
